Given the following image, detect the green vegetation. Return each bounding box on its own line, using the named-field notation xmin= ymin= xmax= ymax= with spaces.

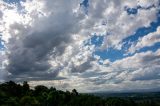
xmin=0 ymin=81 xmax=160 ymax=106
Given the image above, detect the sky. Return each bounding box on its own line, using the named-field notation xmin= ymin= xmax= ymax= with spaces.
xmin=0 ymin=0 xmax=160 ymax=93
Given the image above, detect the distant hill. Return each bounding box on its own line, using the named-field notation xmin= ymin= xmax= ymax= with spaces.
xmin=92 ymin=92 xmax=160 ymax=98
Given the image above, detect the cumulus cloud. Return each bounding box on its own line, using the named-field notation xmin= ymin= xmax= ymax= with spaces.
xmin=0 ymin=0 xmax=160 ymax=92
xmin=112 ymin=49 xmax=160 ymax=81
xmin=1 ymin=0 xmax=88 ymax=81
xmin=53 ymin=49 xmax=160 ymax=92
xmin=0 ymin=51 xmax=8 ymax=82
xmin=86 ymin=0 xmax=159 ymax=49
xmin=128 ymin=26 xmax=160 ymax=54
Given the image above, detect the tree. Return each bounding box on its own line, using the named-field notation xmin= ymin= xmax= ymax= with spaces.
xmin=6 ymin=97 xmax=19 ymax=106
xmin=1 ymin=81 xmax=160 ymax=106
xmin=20 ymin=96 xmax=39 ymax=106
xmin=22 ymin=81 xmax=29 ymax=95
xmin=34 ymin=85 xmax=48 ymax=96
xmin=72 ymin=89 xmax=78 ymax=96
xmin=23 ymin=81 xmax=29 ymax=91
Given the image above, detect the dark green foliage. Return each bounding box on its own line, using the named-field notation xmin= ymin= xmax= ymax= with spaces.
xmin=20 ymin=96 xmax=39 ymax=106
xmin=0 ymin=81 xmax=160 ymax=106
xmin=72 ymin=89 xmax=78 ymax=96
xmin=105 ymin=97 xmax=134 ymax=106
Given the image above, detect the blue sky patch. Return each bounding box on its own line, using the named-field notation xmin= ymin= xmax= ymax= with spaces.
xmin=80 ymin=0 xmax=89 ymax=8
xmin=94 ymin=48 xmax=125 ymax=62
xmin=0 ymin=37 xmax=5 ymax=50
xmin=80 ymin=0 xmax=89 ymax=14
xmin=138 ymin=42 xmax=160 ymax=53
xmin=126 ymin=7 xmax=138 ymax=15
xmin=90 ymin=35 xmax=104 ymax=47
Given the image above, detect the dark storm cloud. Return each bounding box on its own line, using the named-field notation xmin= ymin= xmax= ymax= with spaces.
xmin=7 ymin=71 xmax=67 ymax=82
xmin=70 ymin=56 xmax=96 ymax=73
xmin=6 ymin=30 xmax=74 ymax=80
xmin=5 ymin=0 xmax=82 ymax=81
xmin=70 ymin=61 xmax=92 ymax=73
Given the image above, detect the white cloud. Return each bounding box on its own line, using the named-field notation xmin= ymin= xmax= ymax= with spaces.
xmin=53 ymin=49 xmax=160 ymax=92
xmin=0 ymin=51 xmax=8 ymax=82
xmin=111 ymin=49 xmax=160 ymax=81
xmin=84 ymin=0 xmax=159 ymax=49
xmin=129 ymin=26 xmax=160 ymax=53
xmin=0 ymin=0 xmax=159 ymax=92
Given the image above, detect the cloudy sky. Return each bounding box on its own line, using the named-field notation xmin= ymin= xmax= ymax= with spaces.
xmin=0 ymin=0 xmax=160 ymax=92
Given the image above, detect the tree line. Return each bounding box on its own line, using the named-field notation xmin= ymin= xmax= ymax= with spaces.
xmin=0 ymin=81 xmax=160 ymax=106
